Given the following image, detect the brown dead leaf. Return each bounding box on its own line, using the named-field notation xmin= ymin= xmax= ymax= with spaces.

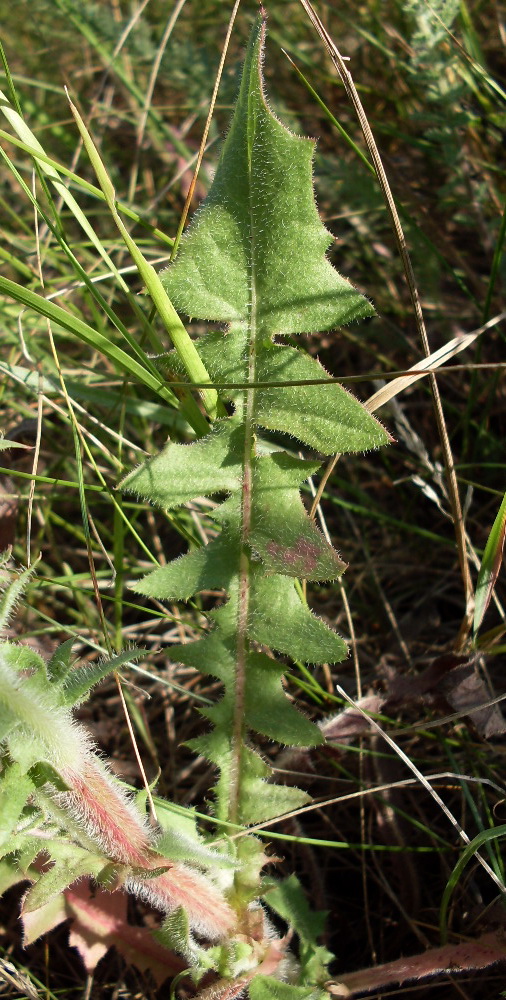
xmin=381 ymin=653 xmax=467 ymax=703
xmin=381 ymin=653 xmax=506 ymax=739
xmin=329 ymin=930 xmax=506 ymax=995
xmin=438 ymin=662 xmax=506 ymax=739
xmin=321 ymin=695 xmax=385 ymax=744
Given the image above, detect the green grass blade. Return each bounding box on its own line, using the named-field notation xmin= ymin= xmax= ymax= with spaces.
xmin=0 ymin=275 xmax=173 ymax=398
xmin=439 ymin=824 xmax=506 ymax=942
xmin=473 ymin=492 xmax=506 ymax=637
xmin=0 ymin=125 xmax=173 ymax=247
xmin=67 ymin=95 xmax=222 ymax=423
xmin=0 ymin=276 xmax=209 ymax=434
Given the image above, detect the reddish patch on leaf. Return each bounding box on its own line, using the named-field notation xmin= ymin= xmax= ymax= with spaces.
xmin=65 ymin=881 xmax=186 ymax=986
xmin=266 ymin=535 xmax=341 ymax=576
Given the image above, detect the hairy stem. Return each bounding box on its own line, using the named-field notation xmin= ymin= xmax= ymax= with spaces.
xmin=229 ymin=77 xmax=261 ymax=827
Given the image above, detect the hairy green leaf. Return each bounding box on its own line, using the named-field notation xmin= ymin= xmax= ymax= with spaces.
xmin=0 ymin=761 xmax=35 ymax=849
xmin=121 ymin=13 xmax=389 ymax=904
xmin=45 ymin=638 xmax=76 ymax=685
xmin=59 ymin=647 xmax=146 ymax=706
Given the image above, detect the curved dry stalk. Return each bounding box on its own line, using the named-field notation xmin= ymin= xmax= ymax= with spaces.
xmin=298 ymin=0 xmax=475 ymax=646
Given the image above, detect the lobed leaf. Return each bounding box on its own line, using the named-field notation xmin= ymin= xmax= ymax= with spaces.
xmin=122 ymin=14 xmax=390 ymax=872
xmin=266 ymin=874 xmax=333 ymax=984
xmin=22 ymin=843 xmax=110 ymax=913
xmin=194 ymin=332 xmax=390 ymax=453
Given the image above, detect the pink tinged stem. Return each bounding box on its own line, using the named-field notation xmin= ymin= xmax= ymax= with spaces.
xmin=60 ymin=758 xmax=234 ymax=939
xmin=127 ymin=865 xmax=234 ymax=941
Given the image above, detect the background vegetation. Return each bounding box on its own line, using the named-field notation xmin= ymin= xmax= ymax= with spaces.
xmin=0 ymin=0 xmax=505 ymax=997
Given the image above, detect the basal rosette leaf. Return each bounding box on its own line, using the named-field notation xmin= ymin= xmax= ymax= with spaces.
xmin=190 ymin=725 xmax=309 ymax=826
xmin=0 ymin=566 xmax=234 ymax=942
xmin=129 ymin=572 xmax=326 ymax=825
xmin=126 ymin=442 xmax=343 ymax=592
xmin=171 ymin=626 xmax=322 ymax=748
xmin=122 ymin=431 xmax=345 ymax=791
